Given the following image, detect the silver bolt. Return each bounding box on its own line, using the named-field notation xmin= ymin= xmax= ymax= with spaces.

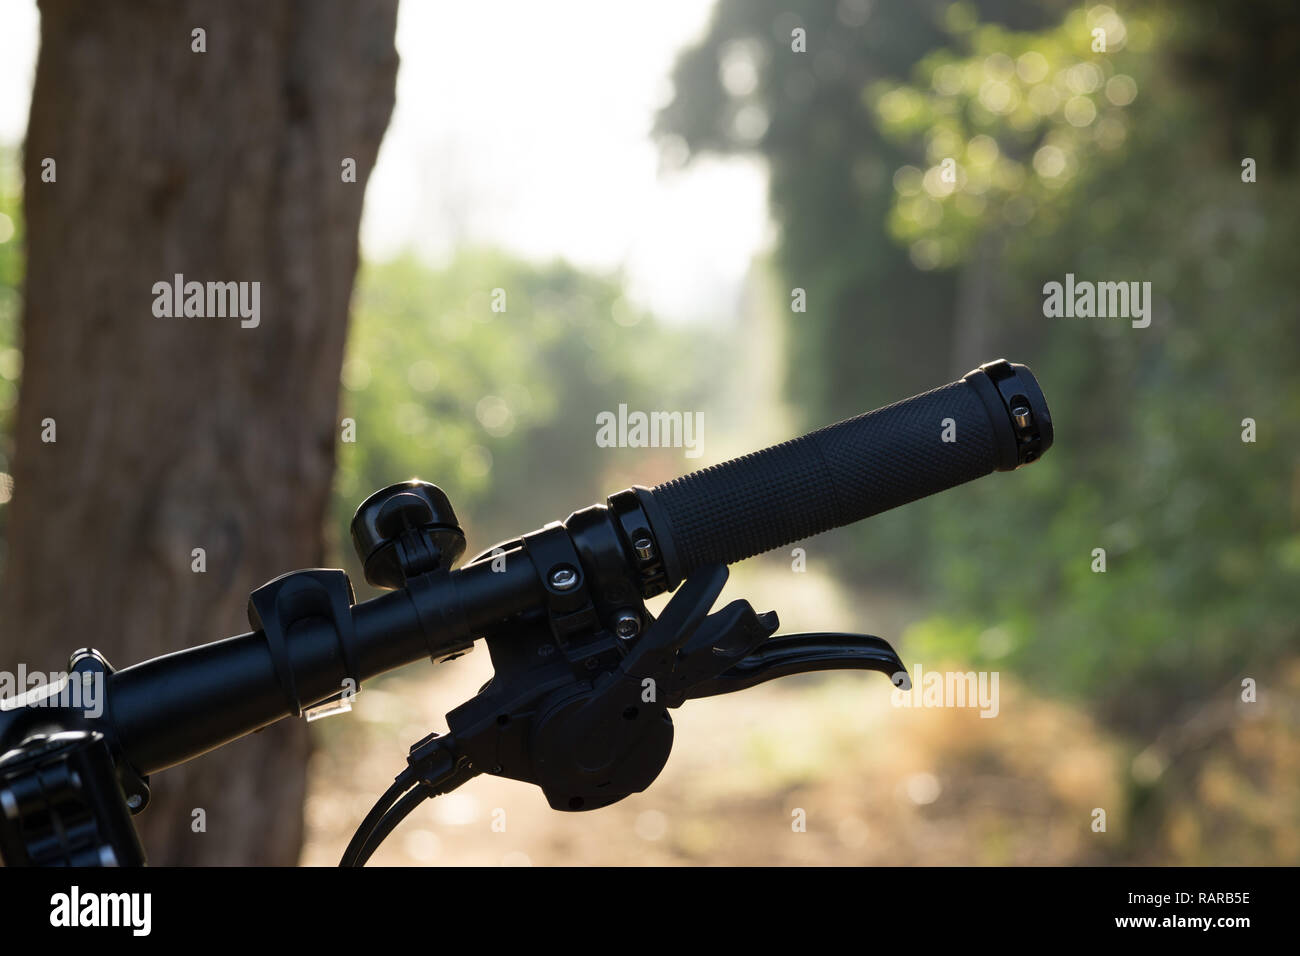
xmin=1011 ymin=405 xmax=1032 ymax=429
xmin=633 ymin=537 xmax=654 ymax=561
xmin=613 ymin=610 xmax=641 ymax=640
xmin=126 ymin=794 xmax=143 ymax=810
xmin=549 ymin=565 xmax=579 ymax=590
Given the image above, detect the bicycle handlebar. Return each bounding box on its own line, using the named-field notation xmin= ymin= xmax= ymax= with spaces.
xmin=35 ymin=359 xmax=1052 ymax=779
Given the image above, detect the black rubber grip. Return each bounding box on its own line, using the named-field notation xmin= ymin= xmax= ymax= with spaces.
xmin=646 ymin=372 xmax=1020 ymax=580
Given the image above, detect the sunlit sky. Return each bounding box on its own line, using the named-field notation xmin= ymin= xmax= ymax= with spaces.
xmin=0 ymin=0 xmax=770 ymax=323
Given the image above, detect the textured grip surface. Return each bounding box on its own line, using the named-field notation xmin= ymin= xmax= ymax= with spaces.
xmin=649 ymin=379 xmax=1002 ymax=577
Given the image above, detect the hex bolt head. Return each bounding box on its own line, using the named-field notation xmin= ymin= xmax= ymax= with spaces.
xmin=549 ymin=565 xmax=579 ymax=590
xmin=613 ymin=610 xmax=641 ymax=640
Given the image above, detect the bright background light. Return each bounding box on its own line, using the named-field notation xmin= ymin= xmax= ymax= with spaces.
xmin=0 ymin=0 xmax=771 ymax=324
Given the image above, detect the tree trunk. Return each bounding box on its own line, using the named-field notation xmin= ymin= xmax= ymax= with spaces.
xmin=0 ymin=0 xmax=398 ymax=864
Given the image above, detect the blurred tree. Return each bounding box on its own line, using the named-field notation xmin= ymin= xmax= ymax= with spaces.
xmin=1165 ymin=0 xmax=1300 ymax=168
xmin=657 ymin=0 xmax=1069 ymax=414
xmin=0 ymin=0 xmax=397 ymax=864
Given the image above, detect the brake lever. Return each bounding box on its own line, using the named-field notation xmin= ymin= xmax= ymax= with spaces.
xmin=679 ymin=632 xmax=910 ymax=702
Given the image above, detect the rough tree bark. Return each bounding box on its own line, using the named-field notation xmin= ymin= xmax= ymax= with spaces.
xmin=0 ymin=0 xmax=398 ymax=864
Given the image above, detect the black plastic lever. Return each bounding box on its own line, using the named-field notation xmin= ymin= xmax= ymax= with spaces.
xmin=682 ymin=632 xmax=909 ymax=701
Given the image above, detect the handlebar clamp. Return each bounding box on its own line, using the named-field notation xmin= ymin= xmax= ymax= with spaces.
xmin=247 ymin=569 xmax=359 ymax=718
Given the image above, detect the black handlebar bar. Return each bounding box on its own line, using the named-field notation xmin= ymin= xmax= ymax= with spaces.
xmin=108 ymin=557 xmax=541 ymax=775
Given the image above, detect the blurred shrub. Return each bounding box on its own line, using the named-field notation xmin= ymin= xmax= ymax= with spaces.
xmin=333 ymin=249 xmax=719 ymax=591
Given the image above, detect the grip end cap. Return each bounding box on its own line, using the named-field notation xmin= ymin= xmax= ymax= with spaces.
xmin=963 ymin=359 xmax=1054 ymax=470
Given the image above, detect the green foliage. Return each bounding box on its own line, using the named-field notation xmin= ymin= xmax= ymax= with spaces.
xmin=872 ymin=5 xmax=1154 ymax=270
xmin=876 ymin=4 xmax=1300 ymax=724
xmin=660 ymin=1 xmax=1300 ymax=726
xmin=0 ymin=146 xmax=23 ymax=560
